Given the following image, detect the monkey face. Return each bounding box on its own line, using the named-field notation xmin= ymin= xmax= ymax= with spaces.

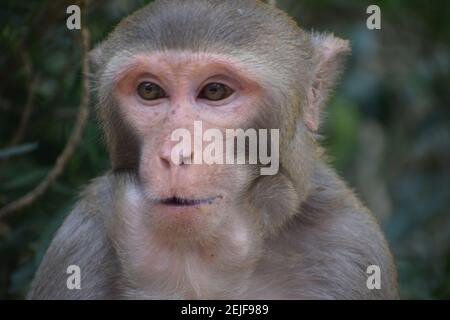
xmin=111 ymin=51 xmax=265 ymax=241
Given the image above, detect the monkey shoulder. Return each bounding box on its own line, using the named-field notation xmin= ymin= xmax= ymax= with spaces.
xmin=255 ymin=176 xmax=399 ymax=299
xmin=27 ymin=174 xmax=120 ymax=299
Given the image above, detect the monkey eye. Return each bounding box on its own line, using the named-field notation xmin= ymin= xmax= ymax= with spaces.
xmin=198 ymin=83 xmax=234 ymax=101
xmin=137 ymin=82 xmax=167 ymax=101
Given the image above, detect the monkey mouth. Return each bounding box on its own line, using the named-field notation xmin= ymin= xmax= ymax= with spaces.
xmin=159 ymin=196 xmax=221 ymax=207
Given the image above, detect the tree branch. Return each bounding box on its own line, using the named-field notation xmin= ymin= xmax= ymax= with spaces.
xmin=0 ymin=26 xmax=91 ymax=219
xmin=9 ymin=72 xmax=37 ymax=146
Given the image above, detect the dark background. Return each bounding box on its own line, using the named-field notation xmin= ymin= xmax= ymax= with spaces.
xmin=0 ymin=0 xmax=449 ymax=299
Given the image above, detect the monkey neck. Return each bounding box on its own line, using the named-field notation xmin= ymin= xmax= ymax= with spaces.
xmin=117 ymin=216 xmax=262 ymax=299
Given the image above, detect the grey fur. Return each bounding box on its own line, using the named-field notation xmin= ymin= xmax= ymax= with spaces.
xmin=28 ymin=0 xmax=398 ymax=299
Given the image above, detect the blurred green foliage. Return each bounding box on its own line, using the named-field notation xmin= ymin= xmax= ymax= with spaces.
xmin=0 ymin=0 xmax=449 ymax=299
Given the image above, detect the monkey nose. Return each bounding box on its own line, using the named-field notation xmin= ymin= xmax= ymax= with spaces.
xmin=158 ymin=141 xmax=193 ymax=169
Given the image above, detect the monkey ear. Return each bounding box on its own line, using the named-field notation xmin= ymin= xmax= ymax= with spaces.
xmin=305 ymin=33 xmax=351 ymax=131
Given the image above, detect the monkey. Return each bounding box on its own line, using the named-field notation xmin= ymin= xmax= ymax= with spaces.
xmin=27 ymin=0 xmax=399 ymax=299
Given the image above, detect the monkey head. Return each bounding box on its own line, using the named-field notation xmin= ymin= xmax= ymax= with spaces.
xmin=90 ymin=0 xmax=350 ymax=245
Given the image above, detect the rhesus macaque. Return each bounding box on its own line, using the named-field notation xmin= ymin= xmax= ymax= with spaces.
xmin=28 ymin=0 xmax=399 ymax=299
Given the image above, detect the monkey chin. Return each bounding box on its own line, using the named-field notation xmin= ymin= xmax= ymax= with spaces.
xmin=146 ymin=194 xmax=227 ymax=245
xmin=116 ymin=173 xmax=251 ymax=246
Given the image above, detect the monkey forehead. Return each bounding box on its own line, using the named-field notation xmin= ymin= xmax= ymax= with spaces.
xmin=107 ymin=0 xmax=302 ymax=50
xmin=94 ymin=0 xmax=313 ymax=76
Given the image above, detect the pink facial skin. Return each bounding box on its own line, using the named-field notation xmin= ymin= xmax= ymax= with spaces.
xmin=113 ymin=51 xmax=263 ymax=224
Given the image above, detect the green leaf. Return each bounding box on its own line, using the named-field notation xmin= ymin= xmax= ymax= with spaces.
xmin=1 ymin=168 xmax=48 ymax=191
xmin=0 ymin=142 xmax=39 ymax=160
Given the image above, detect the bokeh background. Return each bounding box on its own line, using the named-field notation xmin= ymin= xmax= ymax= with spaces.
xmin=0 ymin=0 xmax=449 ymax=299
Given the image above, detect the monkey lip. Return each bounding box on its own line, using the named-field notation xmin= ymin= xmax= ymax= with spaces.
xmin=159 ymin=196 xmax=221 ymax=207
